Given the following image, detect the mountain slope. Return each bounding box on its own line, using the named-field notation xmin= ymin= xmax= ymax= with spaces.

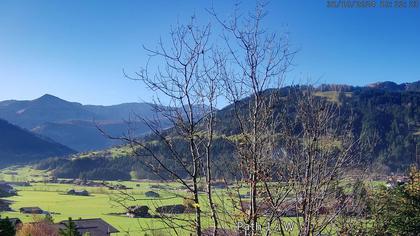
xmin=32 ymin=120 xmax=151 ymax=151
xmin=0 ymin=95 xmax=165 ymax=151
xmin=0 ymin=119 xmax=75 ymax=165
xmin=367 ymin=81 xmax=420 ymax=92
xmin=35 ymin=81 xmax=420 ymax=180
xmin=0 ymin=94 xmax=94 ymax=129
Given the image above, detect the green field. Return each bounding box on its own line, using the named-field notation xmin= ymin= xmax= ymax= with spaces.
xmin=0 ymin=182 xmax=302 ymax=235
xmin=1 ymin=183 xmax=192 ymax=235
xmin=0 ymin=167 xmax=247 ymax=235
xmin=0 ymin=167 xmax=196 ymax=235
xmin=0 ymin=167 xmax=384 ymax=235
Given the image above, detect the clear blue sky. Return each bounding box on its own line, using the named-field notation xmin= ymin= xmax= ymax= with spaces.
xmin=0 ymin=0 xmax=419 ymax=106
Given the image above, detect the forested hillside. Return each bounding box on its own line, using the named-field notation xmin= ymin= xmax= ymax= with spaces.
xmin=35 ymin=82 xmax=420 ymax=180
xmin=0 ymin=119 xmax=75 ymax=166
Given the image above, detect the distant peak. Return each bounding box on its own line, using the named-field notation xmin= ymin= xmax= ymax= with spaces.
xmin=367 ymin=81 xmax=403 ymax=91
xmin=39 ymin=94 xmax=58 ymax=99
xmin=367 ymin=81 xmax=398 ymax=87
xmin=37 ymin=94 xmax=61 ymax=100
xmin=35 ymin=94 xmax=67 ymax=103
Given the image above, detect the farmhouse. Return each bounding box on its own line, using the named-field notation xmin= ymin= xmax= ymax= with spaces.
xmin=126 ymin=205 xmax=152 ymax=218
xmin=58 ymin=218 xmax=119 ymax=236
xmin=67 ymin=189 xmax=89 ymax=196
xmin=19 ymin=207 xmax=44 ymax=214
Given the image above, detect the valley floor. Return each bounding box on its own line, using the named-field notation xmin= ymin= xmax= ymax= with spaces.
xmin=0 ymin=167 xmax=198 ymax=235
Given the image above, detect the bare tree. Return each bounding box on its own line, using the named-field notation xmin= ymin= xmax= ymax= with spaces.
xmin=208 ymin=2 xmax=295 ymax=235
xmin=113 ymin=2 xmax=364 ymax=235
xmin=276 ymin=86 xmax=363 ymax=235
xmin=121 ymin=17 xmax=222 ymax=235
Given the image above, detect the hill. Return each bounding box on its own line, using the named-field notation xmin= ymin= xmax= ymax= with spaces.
xmin=0 ymin=95 xmax=166 ymax=151
xmin=0 ymin=119 xmax=75 ymax=166
xmin=35 ymin=81 xmax=420 ymax=180
xmin=367 ymin=81 xmax=420 ymax=92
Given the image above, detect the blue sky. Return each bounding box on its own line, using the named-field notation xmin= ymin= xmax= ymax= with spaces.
xmin=0 ymin=0 xmax=419 ymax=106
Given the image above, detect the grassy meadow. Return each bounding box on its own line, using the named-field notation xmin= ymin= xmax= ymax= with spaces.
xmin=0 ymin=167 xmax=253 ymax=235
xmin=0 ymin=166 xmax=384 ymax=235
xmin=0 ymin=167 xmax=187 ymax=235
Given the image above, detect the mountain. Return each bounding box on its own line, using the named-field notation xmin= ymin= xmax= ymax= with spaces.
xmin=367 ymin=81 xmax=420 ymax=92
xmin=0 ymin=94 xmax=94 ymax=128
xmin=0 ymin=119 xmax=75 ymax=166
xmin=35 ymin=81 xmax=420 ymax=180
xmin=31 ymin=120 xmax=150 ymax=151
xmin=0 ymin=95 xmax=164 ymax=151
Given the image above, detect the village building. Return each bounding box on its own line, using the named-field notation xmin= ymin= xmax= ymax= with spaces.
xmin=67 ymin=189 xmax=89 ymax=196
xmin=126 ymin=205 xmax=151 ymax=218
xmin=58 ymin=218 xmax=119 ymax=236
xmin=19 ymin=207 xmax=44 ymax=214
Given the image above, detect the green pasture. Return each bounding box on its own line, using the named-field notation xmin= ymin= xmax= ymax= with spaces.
xmin=0 ymin=166 xmax=385 ymax=235
xmin=1 ymin=182 xmax=207 ymax=235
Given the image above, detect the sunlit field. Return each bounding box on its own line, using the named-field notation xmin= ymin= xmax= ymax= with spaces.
xmin=0 ymin=167 xmax=252 ymax=235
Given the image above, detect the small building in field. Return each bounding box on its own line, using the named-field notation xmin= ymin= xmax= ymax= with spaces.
xmin=58 ymin=218 xmax=119 ymax=236
xmin=67 ymin=189 xmax=89 ymax=196
xmin=19 ymin=207 xmax=44 ymax=214
xmin=126 ymin=205 xmax=151 ymax=218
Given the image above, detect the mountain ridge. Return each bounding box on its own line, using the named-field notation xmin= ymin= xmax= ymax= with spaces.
xmin=0 ymin=118 xmax=75 ymax=166
xmin=34 ymin=81 xmax=420 ymax=180
xmin=0 ymin=95 xmax=159 ymax=151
